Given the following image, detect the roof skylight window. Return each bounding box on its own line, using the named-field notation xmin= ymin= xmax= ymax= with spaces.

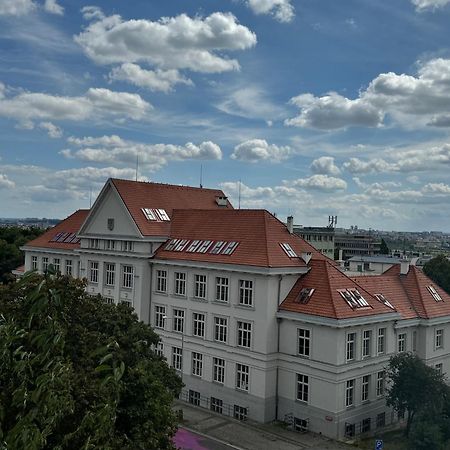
xmin=427 ymin=285 xmax=443 ymax=302
xmin=280 ymin=242 xmax=297 ymax=258
xmin=297 ymin=287 xmax=315 ymax=304
xmin=141 ymin=208 xmax=170 ymax=221
xmin=197 ymin=240 xmax=213 ymax=253
xmin=50 ymin=232 xmax=64 ymax=242
xmin=374 ymin=293 xmax=395 ymax=310
xmin=174 ymin=239 xmax=190 ymax=251
xmin=210 ymin=241 xmax=226 ymax=254
xmin=165 ymin=239 xmax=180 ymax=251
xmin=187 ymin=240 xmax=202 ymax=252
xmin=339 ymin=289 xmax=370 ymax=309
xmin=222 ymin=241 xmax=239 ymax=255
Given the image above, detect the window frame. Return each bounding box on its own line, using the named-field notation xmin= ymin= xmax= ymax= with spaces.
xmin=174 ymin=272 xmax=187 ymax=296
xmin=435 ymin=329 xmax=444 ymax=349
xmin=298 ymin=328 xmax=311 ymax=358
xmin=191 ymin=352 xmax=203 ymax=377
xmin=296 ymin=373 xmax=309 ymax=403
xmin=362 ymin=330 xmax=372 ymax=358
xmin=236 ymin=363 xmax=249 ymax=392
xmin=154 ymin=305 xmax=166 ymax=329
xmin=237 ymin=320 xmax=252 ymax=348
xmin=156 ymin=269 xmax=168 ymax=293
xmin=122 ymin=265 xmax=134 ymax=289
xmin=377 ymin=328 xmax=385 ymax=355
xmin=213 ymin=357 xmax=225 ymax=384
xmin=362 ymin=375 xmax=370 ymax=402
xmin=239 ymin=279 xmax=253 ymax=307
xmin=192 ymin=312 xmax=206 ymax=338
xmin=89 ymin=261 xmax=99 ymax=283
xmin=215 ymin=276 xmax=229 ymax=302
xmin=105 ymin=263 xmax=115 ymax=286
xmin=214 ymin=317 xmax=228 ymax=343
xmin=398 ymin=332 xmax=407 ymax=353
xmin=345 ymin=379 xmax=355 ymax=407
xmin=194 ymin=274 xmax=207 ymax=299
xmin=346 ymin=332 xmax=356 ymax=362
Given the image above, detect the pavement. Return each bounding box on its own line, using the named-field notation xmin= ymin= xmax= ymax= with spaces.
xmin=174 ymin=400 xmax=357 ymax=450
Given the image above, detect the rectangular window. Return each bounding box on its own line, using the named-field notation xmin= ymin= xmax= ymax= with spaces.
xmin=105 ymin=239 xmax=115 ymax=250
xmin=42 ymin=257 xmax=49 ymax=272
xmin=239 ymin=280 xmax=253 ymax=306
xmin=215 ymin=277 xmax=229 ymax=302
xmin=191 ymin=352 xmax=203 ymax=377
xmin=362 ymin=330 xmax=372 ymax=358
xmin=53 ymin=258 xmax=60 ymax=273
xmin=362 ymin=418 xmax=371 ymax=433
xmin=362 ymin=375 xmax=370 ymax=402
xmin=435 ymin=329 xmax=444 ymax=349
xmin=174 ymin=272 xmax=186 ymax=296
xmin=346 ymin=332 xmax=356 ymax=361
xmin=296 ymin=374 xmax=309 ymax=402
xmin=89 ymin=238 xmax=100 ymax=249
xmin=376 ymin=412 xmax=386 ymax=429
xmin=435 ymin=363 xmax=443 ymax=375
xmin=122 ymin=241 xmax=134 ymax=252
xmin=298 ymin=329 xmax=310 ymax=357
xmin=155 ymin=305 xmax=166 ymax=329
xmin=155 ymin=342 xmax=164 ymax=357
xmin=156 ymin=269 xmax=167 ymax=293
xmin=173 ymin=309 xmax=185 ymax=333
xmin=105 ymin=263 xmax=115 ymax=286
xmin=377 ymin=328 xmax=385 ymax=354
xmin=236 ymin=363 xmax=249 ymax=391
xmin=213 ymin=357 xmax=225 ymax=384
xmin=172 ymin=347 xmax=183 ymax=371
xmin=233 ymin=405 xmax=248 ymax=421
xmin=194 ymin=274 xmax=207 ymax=299
xmin=65 ymin=259 xmax=72 ymax=276
xmin=398 ymin=333 xmax=406 ymax=353
xmin=104 ymin=297 xmax=114 ymax=305
xmin=237 ymin=321 xmax=252 ymax=348
xmin=376 ymin=371 xmax=385 ymax=397
xmin=345 ymin=379 xmax=354 ymax=407
xmin=192 ymin=312 xmax=206 ymax=338
xmin=122 ymin=265 xmax=134 ymax=289
xmin=188 ymin=390 xmax=200 ymax=406
xmin=210 ymin=397 xmax=223 ymax=414
xmin=214 ymin=317 xmax=228 ymax=343
xmin=89 ymin=261 xmax=99 ymax=283
xmin=31 ymin=256 xmax=38 ymax=270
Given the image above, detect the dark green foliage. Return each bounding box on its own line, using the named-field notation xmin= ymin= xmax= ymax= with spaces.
xmin=423 ymin=254 xmax=450 ymax=295
xmin=386 ymin=353 xmax=447 ymax=437
xmin=379 ymin=239 xmax=390 ymax=255
xmin=0 ymin=272 xmax=182 ymax=449
xmin=0 ymin=227 xmax=45 ymax=283
xmin=408 ymin=418 xmax=444 ymax=450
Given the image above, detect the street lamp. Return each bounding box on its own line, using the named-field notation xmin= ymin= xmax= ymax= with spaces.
xmin=162 ymin=315 xmax=185 ymax=384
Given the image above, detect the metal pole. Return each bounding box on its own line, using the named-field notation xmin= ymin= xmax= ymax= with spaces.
xmin=181 ymin=326 xmax=184 ymax=384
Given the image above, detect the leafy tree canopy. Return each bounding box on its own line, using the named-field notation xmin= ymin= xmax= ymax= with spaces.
xmin=379 ymin=238 xmax=390 ymax=255
xmin=423 ymin=254 xmax=450 ymax=295
xmin=0 ymin=272 xmax=182 ymax=450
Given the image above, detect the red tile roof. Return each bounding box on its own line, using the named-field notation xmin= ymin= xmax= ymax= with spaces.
xmin=154 ymin=209 xmax=328 ymax=268
xmin=25 ymin=210 xmax=89 ymax=250
xmin=280 ymin=259 xmax=396 ymax=319
xmin=111 ymin=179 xmax=233 ymax=237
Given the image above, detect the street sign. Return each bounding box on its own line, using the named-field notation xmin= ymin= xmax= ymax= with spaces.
xmin=375 ymin=439 xmax=383 ymax=450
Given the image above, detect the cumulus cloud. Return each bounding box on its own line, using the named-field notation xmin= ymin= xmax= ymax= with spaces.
xmin=109 ymin=63 xmax=192 ymax=93
xmin=39 ymin=121 xmax=62 ymax=138
xmin=290 ymin=174 xmax=347 ymax=192
xmin=286 ymin=58 xmax=450 ymax=130
xmin=0 ymin=84 xmax=152 ymax=124
xmin=0 ymin=173 xmax=15 ymax=189
xmin=411 ymin=0 xmax=450 ymax=10
xmin=246 ymin=0 xmax=295 ymax=22
xmin=44 ymin=0 xmax=63 ymax=15
xmin=0 ymin=0 xmax=36 ymax=15
xmin=61 ymin=135 xmax=222 ymax=172
xmin=231 ymin=139 xmax=292 ymax=162
xmin=310 ymin=156 xmax=340 ymax=175
xmin=75 ymin=9 xmax=256 ymax=73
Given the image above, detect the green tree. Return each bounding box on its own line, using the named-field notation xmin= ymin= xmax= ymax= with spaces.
xmin=386 ymin=352 xmax=446 ymax=437
xmin=0 ymin=271 xmax=182 ymax=449
xmin=408 ymin=418 xmax=444 ymax=450
xmin=379 ymin=238 xmax=390 ymax=255
xmin=423 ymin=254 xmax=450 ymax=295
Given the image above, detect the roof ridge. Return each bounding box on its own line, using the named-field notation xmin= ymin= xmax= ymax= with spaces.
xmin=111 ymin=178 xmax=224 ymax=193
xmin=323 ymin=260 xmax=338 ymax=319
xmin=263 ymin=211 xmax=270 ymax=267
xmin=410 ymin=266 xmax=428 ymax=318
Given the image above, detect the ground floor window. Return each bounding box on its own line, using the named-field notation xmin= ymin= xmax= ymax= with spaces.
xmin=188 ymin=390 xmax=200 ymax=406
xmin=104 ymin=297 xmax=114 ymax=305
xmin=345 ymin=423 xmax=355 ymax=438
xmin=233 ymin=405 xmax=248 ymax=421
xmin=376 ymin=412 xmax=386 ymax=428
xmin=362 ymin=418 xmax=371 ymax=433
xmin=210 ymin=397 xmax=223 ymax=414
xmin=294 ymin=417 xmax=308 ymax=432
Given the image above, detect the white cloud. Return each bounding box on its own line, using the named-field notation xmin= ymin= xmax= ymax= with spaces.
xmin=0 ymin=0 xmax=36 ymax=16
xmin=411 ymin=0 xmax=450 ymax=11
xmin=109 ymin=63 xmax=192 ymax=93
xmin=81 ymin=6 xmax=104 ymax=21
xmin=422 ymin=182 xmax=450 ymax=194
xmin=0 ymin=173 xmax=15 ymax=189
xmin=61 ymin=135 xmax=222 ymax=172
xmin=44 ymin=0 xmax=63 ymax=15
xmin=0 ymin=84 xmax=152 ymax=123
xmin=246 ymin=0 xmax=294 ymax=22
xmin=75 ymin=10 xmax=256 ymax=73
xmin=310 ymin=156 xmax=340 ymax=175
xmin=286 ymin=58 xmax=450 ymax=130
xmin=290 ymin=174 xmax=347 ymax=192
xmin=231 ymin=139 xmax=292 ymax=162
xmin=39 ymin=121 xmax=62 ymax=138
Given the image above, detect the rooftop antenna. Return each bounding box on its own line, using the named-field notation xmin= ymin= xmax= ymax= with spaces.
xmin=238 ymin=179 xmax=241 ymax=210
xmin=135 ymin=153 xmax=139 ymax=182
xmin=200 ymin=164 xmax=203 ymax=188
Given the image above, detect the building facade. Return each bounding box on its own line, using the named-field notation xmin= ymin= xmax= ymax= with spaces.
xmin=21 ymin=178 xmax=450 ymax=441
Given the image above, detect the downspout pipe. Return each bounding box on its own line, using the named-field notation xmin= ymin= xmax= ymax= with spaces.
xmin=275 ymin=274 xmax=283 ymax=422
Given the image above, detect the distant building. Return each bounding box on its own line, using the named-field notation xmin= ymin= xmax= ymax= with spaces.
xmin=335 ymin=231 xmax=381 ymax=260
xmin=346 ymin=255 xmax=403 ymax=275
xmin=294 ymin=226 xmax=335 ymax=259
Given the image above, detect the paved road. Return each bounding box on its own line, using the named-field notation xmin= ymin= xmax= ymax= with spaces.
xmin=174 ymin=427 xmax=243 ymax=450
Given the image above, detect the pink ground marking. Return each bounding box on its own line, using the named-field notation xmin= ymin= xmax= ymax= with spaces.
xmin=173 ymin=428 xmax=211 ymax=450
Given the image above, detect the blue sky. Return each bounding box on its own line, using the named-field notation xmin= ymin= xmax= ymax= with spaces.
xmin=1 ymin=0 xmax=450 ymax=231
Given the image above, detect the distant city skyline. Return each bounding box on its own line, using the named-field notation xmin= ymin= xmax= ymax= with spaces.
xmin=1 ymin=0 xmax=450 ymax=231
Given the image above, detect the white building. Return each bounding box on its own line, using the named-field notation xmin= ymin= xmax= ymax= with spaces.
xmin=22 ymin=178 xmax=450 ymax=440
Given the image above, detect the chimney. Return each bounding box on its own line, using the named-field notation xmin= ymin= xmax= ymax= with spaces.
xmin=400 ymin=259 xmax=410 ymax=275
xmin=287 ymin=216 xmax=294 ymax=234
xmin=215 ymin=196 xmax=228 ymax=207
xmin=301 ymin=252 xmax=312 ymax=265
